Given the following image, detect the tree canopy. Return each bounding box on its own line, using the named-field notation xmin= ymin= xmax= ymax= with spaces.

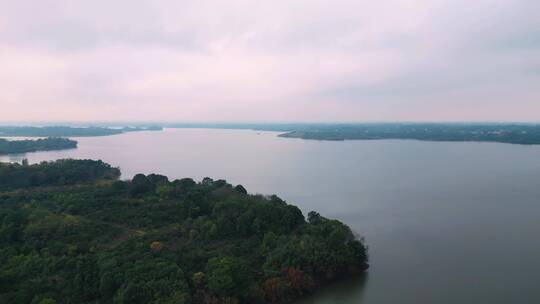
xmin=0 ymin=159 xmax=120 ymax=191
xmin=0 ymin=159 xmax=368 ymax=304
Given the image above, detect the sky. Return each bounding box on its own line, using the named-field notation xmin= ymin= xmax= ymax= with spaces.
xmin=0 ymin=0 xmax=539 ymax=123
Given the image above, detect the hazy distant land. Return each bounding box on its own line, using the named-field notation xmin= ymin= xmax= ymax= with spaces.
xmin=275 ymin=123 xmax=540 ymax=145
xmin=0 ymin=126 xmax=162 ymax=137
xmin=2 ymin=123 xmax=540 ymax=145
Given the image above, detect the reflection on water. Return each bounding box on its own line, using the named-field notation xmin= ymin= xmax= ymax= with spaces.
xmin=296 ymin=274 xmax=368 ymax=304
xmin=2 ymin=128 xmax=540 ymax=303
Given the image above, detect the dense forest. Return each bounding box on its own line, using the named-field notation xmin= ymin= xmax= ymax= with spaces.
xmin=0 ymin=138 xmax=77 ymax=155
xmin=0 ymin=159 xmax=368 ymax=304
xmin=0 ymin=126 xmax=162 ymax=137
xmin=0 ymin=159 xmax=120 ymax=191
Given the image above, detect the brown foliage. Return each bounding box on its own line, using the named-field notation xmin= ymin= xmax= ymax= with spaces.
xmin=263 ymin=278 xmax=286 ymax=303
xmin=284 ymin=267 xmax=315 ymax=295
xmin=149 ymin=241 xmax=164 ymax=252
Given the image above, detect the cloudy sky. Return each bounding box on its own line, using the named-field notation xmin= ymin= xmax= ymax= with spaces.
xmin=0 ymin=0 xmax=539 ymax=122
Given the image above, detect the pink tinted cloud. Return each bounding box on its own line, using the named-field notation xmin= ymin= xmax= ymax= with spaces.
xmin=0 ymin=0 xmax=539 ymax=122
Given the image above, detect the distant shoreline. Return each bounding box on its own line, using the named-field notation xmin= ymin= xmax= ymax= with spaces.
xmin=2 ymin=123 xmax=540 ymax=145
xmin=277 ymin=130 xmax=540 ymax=145
xmin=0 ymin=126 xmax=162 ymax=138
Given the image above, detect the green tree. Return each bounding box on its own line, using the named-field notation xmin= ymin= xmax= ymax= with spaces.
xmin=206 ymin=257 xmax=250 ymax=298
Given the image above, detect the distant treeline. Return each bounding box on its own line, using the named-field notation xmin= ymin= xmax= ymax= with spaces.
xmin=0 ymin=159 xmax=368 ymax=304
xmin=0 ymin=137 xmax=77 ymax=155
xmin=0 ymin=126 xmax=162 ymax=137
xmin=277 ymin=123 xmax=540 ymax=144
xmin=9 ymin=123 xmax=535 ymax=144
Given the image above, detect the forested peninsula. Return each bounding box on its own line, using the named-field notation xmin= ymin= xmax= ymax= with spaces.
xmin=277 ymin=123 xmax=540 ymax=144
xmin=0 ymin=159 xmax=369 ymax=304
xmin=0 ymin=137 xmax=77 ymax=155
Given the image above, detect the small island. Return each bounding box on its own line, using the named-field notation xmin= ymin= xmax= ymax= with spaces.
xmin=0 ymin=159 xmax=368 ymax=304
xmin=0 ymin=137 xmax=77 ymax=155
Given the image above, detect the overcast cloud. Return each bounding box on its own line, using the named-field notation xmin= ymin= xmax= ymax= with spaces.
xmin=0 ymin=0 xmax=539 ymax=122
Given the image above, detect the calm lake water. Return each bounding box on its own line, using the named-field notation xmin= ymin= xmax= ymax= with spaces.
xmin=2 ymin=128 xmax=540 ymax=303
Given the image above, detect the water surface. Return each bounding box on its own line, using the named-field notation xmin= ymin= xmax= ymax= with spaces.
xmin=2 ymin=128 xmax=540 ymax=303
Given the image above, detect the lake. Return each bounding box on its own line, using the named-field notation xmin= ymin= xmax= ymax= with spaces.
xmin=2 ymin=128 xmax=540 ymax=303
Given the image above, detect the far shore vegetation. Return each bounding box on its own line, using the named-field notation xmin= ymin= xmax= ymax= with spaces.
xmin=0 ymin=137 xmax=77 ymax=155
